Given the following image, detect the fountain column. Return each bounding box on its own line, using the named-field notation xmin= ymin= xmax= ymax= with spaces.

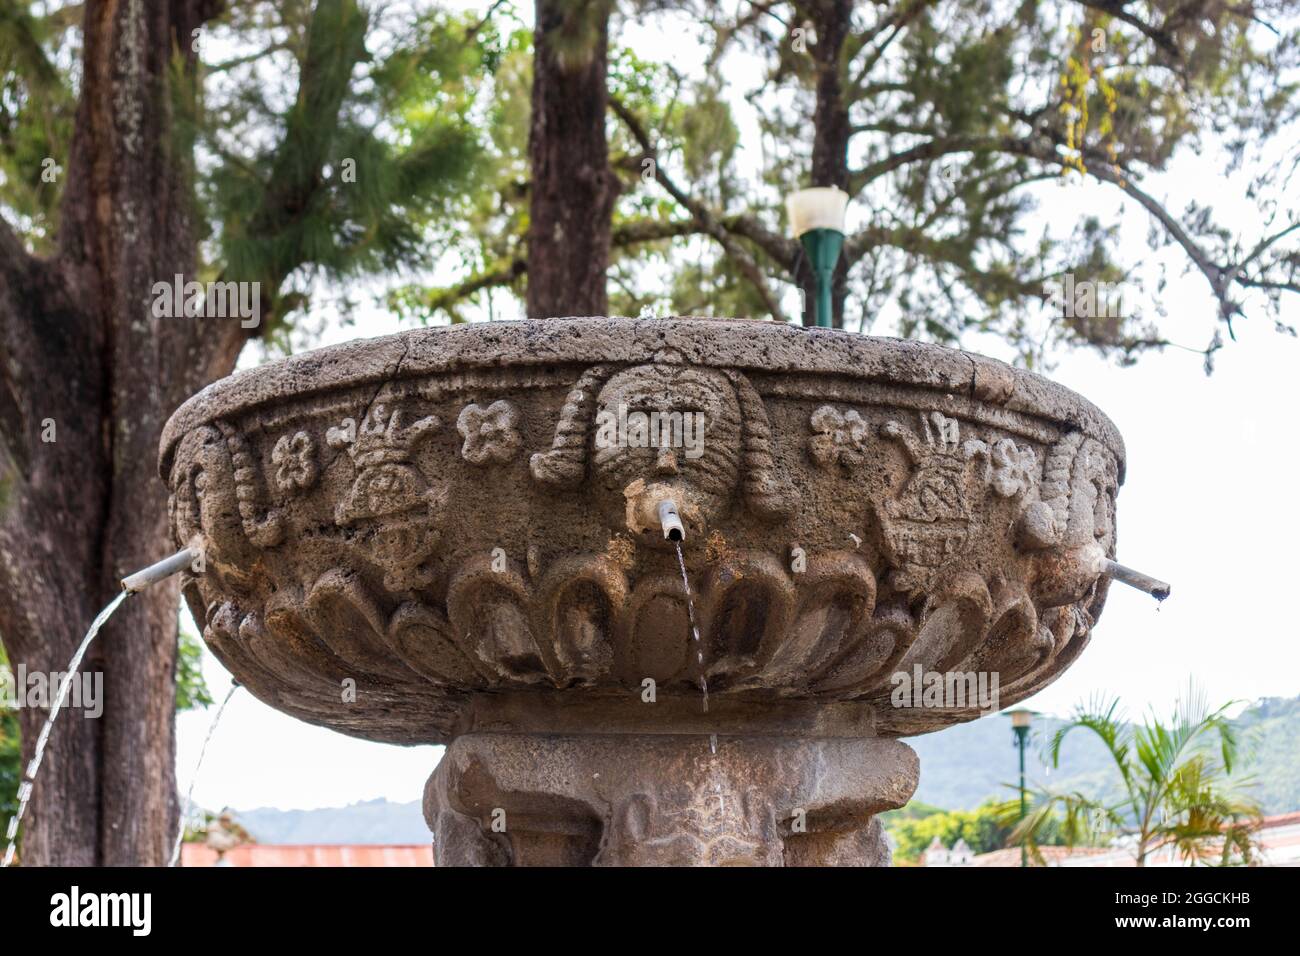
xmin=425 ymin=733 xmax=918 ymax=866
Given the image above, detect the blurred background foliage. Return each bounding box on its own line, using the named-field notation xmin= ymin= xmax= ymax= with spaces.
xmin=4 ymin=1 xmax=1295 ymax=363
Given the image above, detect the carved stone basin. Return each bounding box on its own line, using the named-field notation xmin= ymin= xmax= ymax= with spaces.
xmin=161 ymin=317 xmax=1125 ymax=865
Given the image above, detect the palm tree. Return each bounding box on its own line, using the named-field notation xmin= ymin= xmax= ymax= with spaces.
xmin=1011 ymin=682 xmax=1262 ymax=866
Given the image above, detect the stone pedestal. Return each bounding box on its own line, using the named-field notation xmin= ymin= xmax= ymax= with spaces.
xmin=425 ymin=733 xmax=918 ymax=866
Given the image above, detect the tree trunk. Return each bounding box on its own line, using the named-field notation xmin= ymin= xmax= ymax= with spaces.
xmin=800 ymin=0 xmax=852 ymax=329
xmin=526 ymin=0 xmax=615 ymax=319
xmin=0 ymin=0 xmax=236 ymax=866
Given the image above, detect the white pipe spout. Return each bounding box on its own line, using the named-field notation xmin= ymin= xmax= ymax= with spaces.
xmin=121 ymin=548 xmax=196 ymax=593
xmin=657 ymin=499 xmax=685 ymax=542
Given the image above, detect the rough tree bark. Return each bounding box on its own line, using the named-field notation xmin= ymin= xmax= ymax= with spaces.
xmin=799 ymin=0 xmax=852 ymax=329
xmin=0 ymin=0 xmax=241 ymax=865
xmin=526 ymin=0 xmax=616 ymax=318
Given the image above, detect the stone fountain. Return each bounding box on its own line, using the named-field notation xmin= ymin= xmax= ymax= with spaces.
xmin=160 ymin=317 xmax=1129 ymax=866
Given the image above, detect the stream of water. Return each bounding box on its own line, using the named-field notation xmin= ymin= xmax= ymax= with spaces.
xmin=169 ymin=683 xmax=240 ymax=866
xmin=674 ymin=542 xmax=718 ymax=755
xmin=673 ymin=542 xmax=709 ymax=713
xmin=2 ymin=589 xmax=131 ymax=868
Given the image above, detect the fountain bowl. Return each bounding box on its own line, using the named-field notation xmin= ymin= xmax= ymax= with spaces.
xmin=161 ymin=317 xmax=1125 ymax=745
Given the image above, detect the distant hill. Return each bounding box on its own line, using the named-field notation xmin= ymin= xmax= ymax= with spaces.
xmin=228 ymin=696 xmax=1300 ymax=844
xmin=904 ymin=713 xmax=1118 ymax=810
xmin=1232 ymin=696 xmax=1300 ymax=815
xmin=904 ymin=695 xmax=1300 ymax=814
xmin=235 ymin=798 xmax=428 ymax=845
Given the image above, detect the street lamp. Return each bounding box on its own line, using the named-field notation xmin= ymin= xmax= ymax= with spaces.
xmin=1003 ymin=705 xmax=1038 ymax=868
xmin=786 ymin=187 xmax=849 ymax=328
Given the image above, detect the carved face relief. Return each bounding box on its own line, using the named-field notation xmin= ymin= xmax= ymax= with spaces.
xmin=590 ymin=364 xmax=742 ymax=537
xmin=875 ymin=412 xmax=978 ymax=593
xmin=327 ymin=403 xmax=444 ymax=591
xmin=1084 ymin=442 xmax=1119 ymax=554
xmin=331 ymin=404 xmax=441 ymax=525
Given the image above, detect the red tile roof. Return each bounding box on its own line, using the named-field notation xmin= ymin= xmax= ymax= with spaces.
xmin=182 ymin=844 xmax=433 ymax=867
xmin=966 ymin=846 xmax=1113 ymax=867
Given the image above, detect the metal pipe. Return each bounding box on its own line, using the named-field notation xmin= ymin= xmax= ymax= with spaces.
xmin=657 ymin=499 xmax=685 ymax=542
xmin=1101 ymin=559 xmax=1170 ymax=601
xmin=121 ymin=548 xmax=196 ymax=593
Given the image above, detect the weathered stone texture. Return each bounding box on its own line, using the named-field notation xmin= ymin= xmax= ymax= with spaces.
xmin=161 ymin=317 xmax=1126 ymax=865
xmin=426 ymin=733 xmax=917 ymax=866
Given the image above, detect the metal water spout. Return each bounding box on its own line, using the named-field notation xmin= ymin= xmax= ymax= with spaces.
xmin=121 ymin=547 xmax=197 ymax=593
xmin=1101 ymin=558 xmax=1171 ymax=601
xmin=657 ymin=499 xmax=685 ymax=542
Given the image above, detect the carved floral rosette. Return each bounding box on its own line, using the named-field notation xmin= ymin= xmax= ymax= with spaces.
xmin=160 ymin=318 xmax=1124 ymax=744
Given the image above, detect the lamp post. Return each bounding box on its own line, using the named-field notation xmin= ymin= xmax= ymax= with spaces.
xmin=786 ymin=187 xmax=849 ymax=328
xmin=1004 ymin=706 xmax=1037 ymax=868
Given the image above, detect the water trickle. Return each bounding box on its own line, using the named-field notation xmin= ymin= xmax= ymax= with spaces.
xmin=2 ymin=590 xmax=131 ymax=868
xmin=674 ymin=541 xmax=708 ymax=714
xmin=169 ymin=683 xmax=240 ymax=867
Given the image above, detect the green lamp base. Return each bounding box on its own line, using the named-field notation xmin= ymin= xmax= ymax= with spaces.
xmin=799 ymin=228 xmax=845 ymax=328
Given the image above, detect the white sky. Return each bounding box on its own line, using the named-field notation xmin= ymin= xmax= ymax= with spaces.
xmin=175 ymin=2 xmax=1299 ymax=813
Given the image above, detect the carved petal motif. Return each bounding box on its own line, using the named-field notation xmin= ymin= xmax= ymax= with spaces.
xmin=621 ymin=572 xmax=694 ymax=687
xmin=260 ymin=589 xmax=359 ymax=686
xmin=814 ymin=606 xmax=916 ymax=696
xmin=763 ymin=551 xmax=876 ymax=690
xmin=386 ymin=602 xmax=485 ymax=689
xmin=697 ymin=552 xmax=796 ymax=690
xmin=447 ymin=557 xmax=552 ymax=685
xmin=896 ymin=571 xmax=993 ymax=676
xmin=808 ymin=405 xmax=870 ymax=470
xmin=271 ymin=430 xmax=318 ymax=493
xmin=457 ymin=400 xmax=523 ymax=466
xmin=306 ymin=569 xmax=419 ymax=683
xmin=536 ymin=554 xmax=628 ymax=687
xmin=959 ymin=577 xmax=1044 ymax=683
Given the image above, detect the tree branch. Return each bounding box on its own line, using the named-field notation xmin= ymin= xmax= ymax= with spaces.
xmin=849 ymin=0 xmax=929 ymax=94
xmin=464 ymin=0 xmax=509 ymax=42
xmin=1070 ymin=0 xmax=1181 ymax=62
xmin=412 ymin=219 xmax=720 ymax=319
xmin=208 ymin=42 xmax=294 ymax=74
xmin=844 ymin=122 xmax=1300 ymax=328
xmin=1015 ymin=138 xmax=1242 ymax=321
xmin=849 ymin=134 xmax=1007 ymax=192
xmin=612 ymin=219 xmax=706 ymax=245
xmin=420 ymin=257 xmax=527 ymax=318
xmin=1223 ymin=221 xmax=1300 ymax=288
xmin=609 ymin=95 xmax=787 ymax=322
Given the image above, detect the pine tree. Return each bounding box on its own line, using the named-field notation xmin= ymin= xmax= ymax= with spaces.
xmin=0 ymin=0 xmax=489 ymax=865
